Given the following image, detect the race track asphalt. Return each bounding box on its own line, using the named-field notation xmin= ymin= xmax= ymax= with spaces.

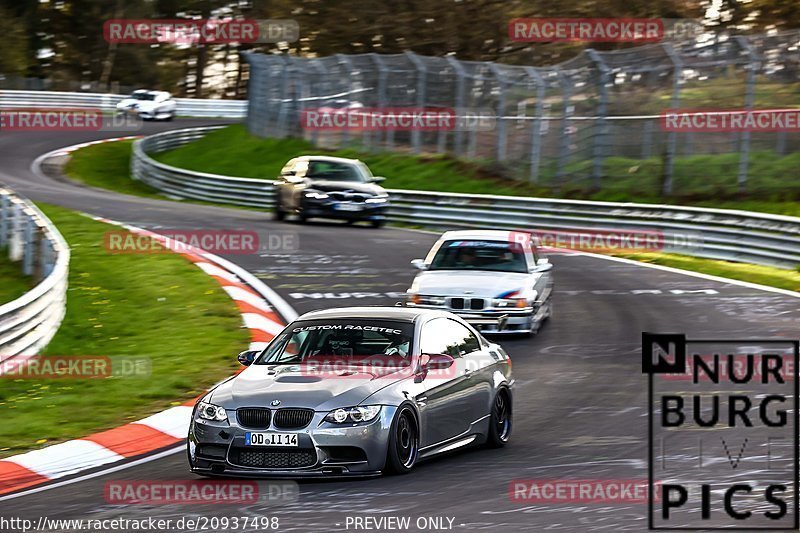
xmin=1 ymin=118 xmax=798 ymax=532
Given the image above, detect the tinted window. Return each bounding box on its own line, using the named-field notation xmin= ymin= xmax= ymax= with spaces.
xmin=257 ymin=319 xmax=413 ymax=364
xmin=429 ymin=240 xmax=527 ymax=273
xmin=449 ymin=320 xmax=481 ymax=355
xmin=420 ymin=318 xmax=480 ymax=357
xmin=306 ymin=161 xmax=366 ymax=182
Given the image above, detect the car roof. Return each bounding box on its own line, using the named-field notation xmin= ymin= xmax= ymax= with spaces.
xmin=295 ymin=155 xmax=362 ymax=165
xmin=132 ymin=89 xmax=169 ymax=96
xmin=296 ymin=306 xmax=448 ymax=323
xmin=438 ymin=230 xmax=526 ymax=242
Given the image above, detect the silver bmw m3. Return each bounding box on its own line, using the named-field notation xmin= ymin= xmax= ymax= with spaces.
xmin=188 ymin=306 xmax=514 ymax=477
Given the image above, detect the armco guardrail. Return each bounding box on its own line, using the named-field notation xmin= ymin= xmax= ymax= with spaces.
xmin=131 ymin=126 xmax=800 ymax=269
xmin=0 ymin=188 xmax=70 ymax=359
xmin=0 ymin=90 xmax=246 ymax=118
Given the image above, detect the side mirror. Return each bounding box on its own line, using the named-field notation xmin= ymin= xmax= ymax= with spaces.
xmin=237 ymin=350 xmax=258 ymax=366
xmin=420 ymin=353 xmax=455 ymax=371
xmin=531 ymin=259 xmax=553 ymax=273
xmin=410 ymin=259 xmax=427 ymax=271
xmin=370 ymin=176 xmax=386 ymax=183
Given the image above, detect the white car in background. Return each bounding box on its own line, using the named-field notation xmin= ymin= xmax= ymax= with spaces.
xmin=406 ymin=230 xmax=554 ymax=335
xmin=115 ymin=89 xmax=176 ymax=121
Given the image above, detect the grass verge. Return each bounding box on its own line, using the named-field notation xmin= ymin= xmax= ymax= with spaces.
xmin=65 ymin=125 xmax=800 ymax=217
xmin=611 ymin=252 xmax=800 ymax=293
xmin=0 ymin=204 xmax=250 ymax=458
xmin=64 ymin=140 xmax=163 ymax=199
xmin=151 ymin=125 xmax=800 ymax=217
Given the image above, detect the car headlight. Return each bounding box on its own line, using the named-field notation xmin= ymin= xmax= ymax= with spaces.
xmin=197 ymin=401 xmax=228 ymax=422
xmin=365 ymin=197 xmax=388 ymax=204
xmin=493 ymin=298 xmax=528 ymax=308
xmin=324 ymin=405 xmax=381 ymax=424
xmin=304 ymin=191 xmax=329 ymax=200
xmin=408 ymin=294 xmax=445 ymax=306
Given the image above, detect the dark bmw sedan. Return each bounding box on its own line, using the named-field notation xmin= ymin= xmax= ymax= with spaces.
xmin=273 ymin=156 xmax=390 ymax=227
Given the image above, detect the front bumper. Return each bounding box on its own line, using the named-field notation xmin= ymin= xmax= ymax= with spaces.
xmin=302 ymin=199 xmax=389 ymax=221
xmin=188 ymin=406 xmax=398 ymax=478
xmin=408 ymin=304 xmax=536 ymax=333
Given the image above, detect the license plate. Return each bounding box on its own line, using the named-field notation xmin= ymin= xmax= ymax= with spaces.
xmin=245 ymin=432 xmax=299 ymax=447
xmin=335 ymin=203 xmax=363 ymax=211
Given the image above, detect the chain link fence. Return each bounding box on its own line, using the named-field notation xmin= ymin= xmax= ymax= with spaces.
xmin=244 ymin=30 xmax=800 ymax=197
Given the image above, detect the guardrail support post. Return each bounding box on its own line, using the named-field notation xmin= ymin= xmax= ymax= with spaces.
xmin=9 ymin=202 xmax=23 ymax=262
xmin=0 ymin=193 xmax=8 ymax=249
xmin=22 ymin=214 xmax=35 ymax=276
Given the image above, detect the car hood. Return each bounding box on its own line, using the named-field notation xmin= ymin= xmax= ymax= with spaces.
xmin=209 ymin=362 xmax=409 ymax=412
xmin=305 ymin=180 xmax=385 ymax=196
xmin=410 ymin=270 xmax=531 ymax=298
xmin=116 ymin=98 xmax=156 ymax=110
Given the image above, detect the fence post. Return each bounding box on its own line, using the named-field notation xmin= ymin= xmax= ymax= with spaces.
xmin=488 ymin=64 xmax=508 ymax=162
xmin=275 ymin=55 xmax=292 ymax=138
xmin=307 ymin=59 xmax=327 ymax=146
xmin=371 ymin=54 xmax=392 ymax=152
xmin=662 ymin=43 xmax=683 ymax=196
xmin=524 ymin=67 xmax=545 ymax=184
xmin=586 ymin=49 xmax=609 ymax=190
xmin=405 ymin=52 xmax=427 ymax=154
xmin=446 ymin=57 xmax=467 ymax=158
xmin=556 ymin=71 xmax=574 ymax=184
xmin=736 ymin=36 xmax=759 ymax=193
xmin=336 ymin=54 xmax=357 ymax=148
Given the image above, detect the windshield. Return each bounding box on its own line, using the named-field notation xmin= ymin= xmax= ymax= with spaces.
xmin=429 ymin=240 xmax=528 ymax=273
xmin=257 ymin=319 xmax=414 ymax=367
xmin=131 ymin=92 xmax=155 ymax=101
xmin=306 ymin=161 xmax=368 ymax=182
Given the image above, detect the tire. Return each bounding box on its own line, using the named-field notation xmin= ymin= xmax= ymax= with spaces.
xmin=274 ymin=201 xmax=285 ymax=221
xmin=385 ymin=406 xmax=419 ymax=474
xmin=486 ymin=388 xmax=512 ymax=448
xmin=370 ymin=219 xmax=386 ymax=228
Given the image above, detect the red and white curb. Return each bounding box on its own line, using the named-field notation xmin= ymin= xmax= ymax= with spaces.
xmin=0 ymin=217 xmax=295 ymax=496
